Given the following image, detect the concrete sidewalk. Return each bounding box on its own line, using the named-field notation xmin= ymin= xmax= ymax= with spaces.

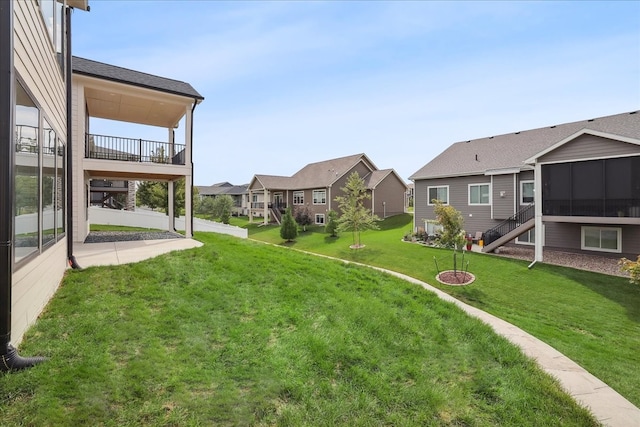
xmin=73 ymin=238 xmax=202 ymax=268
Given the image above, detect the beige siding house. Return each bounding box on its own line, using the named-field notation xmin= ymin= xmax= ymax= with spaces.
xmin=249 ymin=153 xmax=408 ymax=225
xmin=1 ymin=0 xmax=203 ymax=368
xmin=410 ymin=111 xmax=640 ymax=261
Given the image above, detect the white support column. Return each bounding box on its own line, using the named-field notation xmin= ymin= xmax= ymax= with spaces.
xmin=168 ymin=127 xmax=175 ymax=159
xmin=184 ymin=104 xmax=194 ymax=238
xmin=264 ymin=190 xmax=269 ymax=225
xmin=248 ymin=189 xmax=253 ymax=222
xmin=185 ymin=175 xmax=193 ymax=238
xmin=534 ymin=162 xmax=544 ymax=262
xmin=168 ymin=180 xmax=175 ymax=231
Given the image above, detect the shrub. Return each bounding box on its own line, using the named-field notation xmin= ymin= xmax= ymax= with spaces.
xmin=280 ymin=207 xmax=298 ymax=242
xmin=619 ymin=255 xmax=640 ymax=285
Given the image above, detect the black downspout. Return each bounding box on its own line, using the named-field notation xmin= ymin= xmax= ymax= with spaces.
xmin=0 ymin=0 xmax=46 ymax=371
xmin=66 ymin=6 xmax=80 ymax=269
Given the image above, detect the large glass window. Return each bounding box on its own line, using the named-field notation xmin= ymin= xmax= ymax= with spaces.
xmin=293 ymin=191 xmax=304 ymax=205
xmin=521 ymin=181 xmax=534 ymax=204
xmin=42 ymin=119 xmax=56 ymax=247
xmin=427 ymin=186 xmax=448 ymax=205
xmin=313 ymin=189 xmax=326 ymax=205
xmin=581 ymin=226 xmax=621 ymax=253
xmin=516 ymin=228 xmax=535 ymax=245
xmin=15 ymin=82 xmax=40 ymax=262
xmin=56 ymin=138 xmax=66 ymax=238
xmin=469 ymin=183 xmax=490 ymax=205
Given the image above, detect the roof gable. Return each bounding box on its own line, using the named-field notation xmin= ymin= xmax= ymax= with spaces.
xmin=525 ymin=129 xmax=640 ymax=164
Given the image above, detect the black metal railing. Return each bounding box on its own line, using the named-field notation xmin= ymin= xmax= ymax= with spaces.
xmin=251 ymin=202 xmax=288 ymax=210
xmin=85 ymin=133 xmax=186 ymax=165
xmin=483 ymin=203 xmax=535 ymax=246
xmin=543 ymin=199 xmax=640 ymax=218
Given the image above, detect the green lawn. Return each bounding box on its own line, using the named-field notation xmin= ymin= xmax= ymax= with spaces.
xmin=242 ymin=214 xmax=640 ymax=408
xmin=1 ymin=232 xmax=598 ymax=426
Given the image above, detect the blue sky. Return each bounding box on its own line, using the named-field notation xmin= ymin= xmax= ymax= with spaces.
xmin=72 ymin=1 xmax=640 ymax=186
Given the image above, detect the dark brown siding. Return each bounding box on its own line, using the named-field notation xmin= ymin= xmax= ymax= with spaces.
xmin=372 ymin=173 xmax=406 ymax=218
xmin=539 ymin=134 xmax=639 ymax=163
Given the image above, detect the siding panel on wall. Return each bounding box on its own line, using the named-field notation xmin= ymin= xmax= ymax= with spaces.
xmin=492 ymin=174 xmax=515 ymax=220
xmin=540 ymin=134 xmax=639 ymax=163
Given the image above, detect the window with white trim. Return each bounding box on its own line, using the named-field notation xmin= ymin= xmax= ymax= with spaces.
xmin=293 ymin=191 xmax=304 ymax=205
xmin=313 ymin=189 xmax=326 ymax=205
xmin=468 ymin=183 xmax=490 ymax=205
xmin=521 ymin=181 xmax=534 ymax=204
xmin=427 ymin=186 xmax=448 ymax=205
xmin=516 ymin=228 xmax=535 ymax=245
xmin=315 ymin=214 xmax=325 ymax=225
xmin=581 ymin=226 xmax=622 ymax=253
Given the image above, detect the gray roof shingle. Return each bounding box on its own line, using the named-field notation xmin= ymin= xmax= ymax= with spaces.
xmin=409 ymin=111 xmax=640 ymax=180
xmin=72 ymin=56 xmax=204 ymax=100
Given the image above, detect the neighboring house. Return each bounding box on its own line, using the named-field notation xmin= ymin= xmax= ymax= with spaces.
xmin=196 ymin=182 xmax=249 ymax=216
xmin=249 ymin=153 xmax=408 ymax=225
xmin=89 ymin=179 xmax=136 ymax=210
xmin=409 ymin=111 xmax=640 ymax=261
xmin=1 ymin=0 xmax=203 ymax=358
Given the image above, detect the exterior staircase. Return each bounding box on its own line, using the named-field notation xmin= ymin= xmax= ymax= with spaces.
xmin=482 ymin=204 xmax=535 ymax=253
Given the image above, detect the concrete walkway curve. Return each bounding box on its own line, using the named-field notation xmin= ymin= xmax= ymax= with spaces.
xmin=381 ymin=268 xmax=639 ymax=427
xmin=293 ymin=248 xmax=640 ymax=427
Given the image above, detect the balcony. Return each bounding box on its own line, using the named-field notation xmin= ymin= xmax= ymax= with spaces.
xmin=85 ymin=133 xmax=186 ymax=165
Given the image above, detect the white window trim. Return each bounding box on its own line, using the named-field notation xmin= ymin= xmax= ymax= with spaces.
xmin=427 ymin=185 xmax=449 ymax=206
xmin=581 ymin=226 xmax=622 ymax=253
xmin=315 ymin=214 xmax=325 ymax=225
xmin=520 ymin=180 xmax=535 ymax=205
xmin=515 ymin=228 xmax=535 ymax=246
xmin=468 ymin=183 xmax=491 ymax=206
xmin=293 ymin=191 xmax=304 ymax=205
xmin=312 ymin=189 xmax=326 ymax=205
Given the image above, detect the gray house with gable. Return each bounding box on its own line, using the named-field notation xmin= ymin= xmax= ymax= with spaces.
xmin=410 ymin=111 xmax=640 ymax=261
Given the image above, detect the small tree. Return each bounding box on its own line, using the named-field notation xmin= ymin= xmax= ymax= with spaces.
xmin=195 ymin=196 xmax=216 ymax=219
xmin=335 ymin=171 xmax=380 ymax=249
xmin=432 ymin=200 xmax=465 ymax=249
xmin=619 ymin=255 xmax=640 ymax=285
xmin=325 ymin=209 xmax=339 ymax=237
xmin=212 ymin=194 xmax=234 ymax=224
xmin=280 ymin=207 xmax=298 ymax=242
xmin=294 ymin=205 xmax=313 ymax=231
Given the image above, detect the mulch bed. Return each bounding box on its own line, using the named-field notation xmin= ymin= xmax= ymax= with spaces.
xmin=436 ymin=270 xmax=476 ymax=286
xmin=84 ymin=231 xmax=184 ymax=243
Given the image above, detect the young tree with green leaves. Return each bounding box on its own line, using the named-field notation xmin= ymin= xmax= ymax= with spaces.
xmin=136 ymin=178 xmax=186 ymax=217
xmin=212 ymin=195 xmax=234 ymax=224
xmin=280 ymin=207 xmax=298 ymax=242
xmin=335 ymin=171 xmax=379 ymax=249
xmin=432 ymin=200 xmax=466 ymax=249
xmin=325 ymin=209 xmax=339 ymax=237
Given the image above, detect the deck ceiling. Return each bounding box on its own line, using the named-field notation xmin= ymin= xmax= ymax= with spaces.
xmin=84 ymin=86 xmax=188 ymax=129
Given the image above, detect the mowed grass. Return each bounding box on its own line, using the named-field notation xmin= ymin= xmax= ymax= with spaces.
xmin=0 ymin=233 xmax=598 ymax=426
xmin=244 ymin=214 xmax=640 ymax=407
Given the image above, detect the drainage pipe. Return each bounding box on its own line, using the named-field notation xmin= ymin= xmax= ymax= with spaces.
xmin=66 ymin=6 xmax=81 ymax=269
xmin=0 ymin=0 xmax=47 ymax=371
